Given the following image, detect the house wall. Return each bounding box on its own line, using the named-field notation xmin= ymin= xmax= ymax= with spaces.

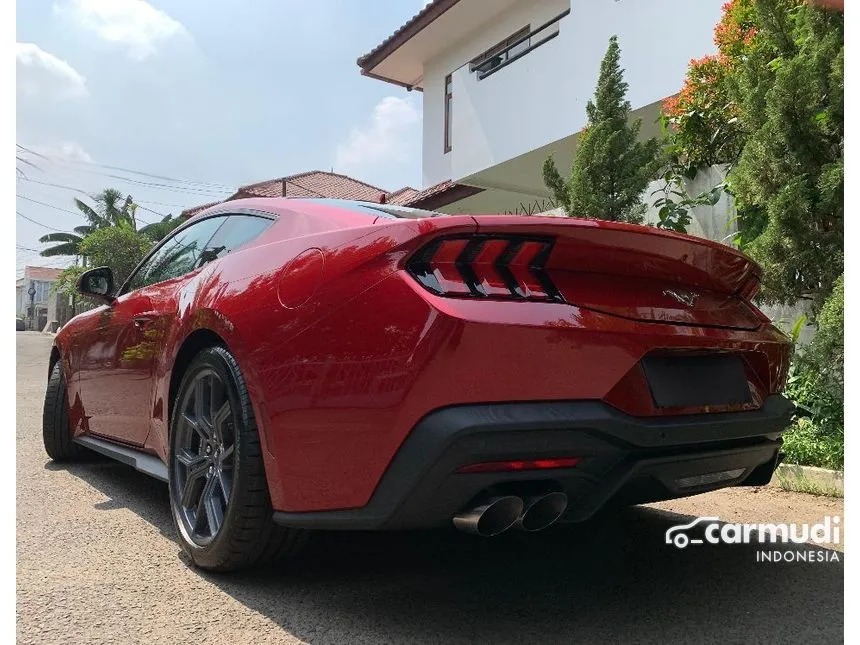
xmin=423 ymin=0 xmax=568 ymax=187
xmin=422 ymin=0 xmax=723 ymax=187
xmin=641 ymin=165 xmax=736 ymax=244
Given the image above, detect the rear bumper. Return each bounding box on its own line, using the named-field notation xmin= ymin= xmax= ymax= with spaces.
xmin=272 ymin=394 xmax=794 ymax=530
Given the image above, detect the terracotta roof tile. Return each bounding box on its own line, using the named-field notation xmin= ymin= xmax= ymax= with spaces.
xmin=179 ymin=173 xmax=470 ymax=219
xmin=179 ymin=201 xmax=223 ymax=219
xmin=357 ymin=0 xmax=460 ymax=73
xmin=23 ymin=266 xmax=63 ymax=281
xmin=401 ymin=180 xmax=456 ymax=204
xmin=385 ymin=186 xmax=420 ymax=204
xmin=398 ymin=180 xmax=484 ymax=210
xmin=238 ymin=171 xmax=389 ymax=202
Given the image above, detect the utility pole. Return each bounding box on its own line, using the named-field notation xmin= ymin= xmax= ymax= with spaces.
xmin=27 ymin=285 xmax=36 ymax=331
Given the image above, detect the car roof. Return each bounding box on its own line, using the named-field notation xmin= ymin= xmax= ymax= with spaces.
xmin=191 ymin=197 xmax=443 ymax=223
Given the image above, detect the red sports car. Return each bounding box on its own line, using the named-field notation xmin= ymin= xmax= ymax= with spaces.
xmin=43 ymin=198 xmax=794 ymax=571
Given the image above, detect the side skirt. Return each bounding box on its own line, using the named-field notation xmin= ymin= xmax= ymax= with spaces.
xmin=74 ymin=436 xmax=169 ymax=483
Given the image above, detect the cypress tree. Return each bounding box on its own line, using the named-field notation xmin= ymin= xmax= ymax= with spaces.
xmin=543 ymin=35 xmax=659 ymax=223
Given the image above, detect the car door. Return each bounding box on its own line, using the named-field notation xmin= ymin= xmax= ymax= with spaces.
xmin=79 ymin=216 xmax=227 ymax=446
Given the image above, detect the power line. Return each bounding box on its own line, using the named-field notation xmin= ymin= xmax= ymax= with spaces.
xmin=136 ymin=199 xmax=189 ymax=208
xmin=17 ymin=211 xmax=65 ymax=232
xmin=16 ymin=144 xmax=236 ymax=191
xmin=19 ymin=166 xmax=228 ymax=198
xmin=16 ymin=195 xmax=81 ymax=216
xmin=19 ymin=177 xmax=89 ymax=195
xmin=17 ymin=181 xmax=161 ymax=222
xmin=16 ymin=193 xmax=156 ymax=226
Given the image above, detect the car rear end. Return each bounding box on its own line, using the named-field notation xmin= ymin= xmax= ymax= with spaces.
xmin=268 ymin=207 xmax=793 ymax=535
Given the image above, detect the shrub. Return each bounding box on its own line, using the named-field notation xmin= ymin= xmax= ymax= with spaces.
xmin=782 ymin=274 xmax=843 ymax=469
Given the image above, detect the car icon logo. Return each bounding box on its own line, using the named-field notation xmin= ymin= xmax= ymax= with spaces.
xmin=665 ymin=516 xmax=720 ymax=548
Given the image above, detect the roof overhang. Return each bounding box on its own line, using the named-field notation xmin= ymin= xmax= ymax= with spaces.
xmin=357 ymin=0 xmax=520 ymax=90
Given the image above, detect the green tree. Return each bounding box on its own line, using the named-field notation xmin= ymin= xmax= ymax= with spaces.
xmin=39 ymin=188 xmax=138 ymax=259
xmin=139 ymin=214 xmax=183 ymax=242
xmin=543 ymin=35 xmax=660 ymax=223
xmin=78 ymin=223 xmax=153 ymax=288
xmin=729 ymin=0 xmax=843 ymax=313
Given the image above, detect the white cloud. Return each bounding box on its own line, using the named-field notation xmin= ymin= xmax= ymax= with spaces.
xmin=54 ymin=0 xmax=188 ymax=60
xmin=16 ymin=43 xmax=88 ymax=99
xmin=29 ymin=141 xmax=94 ymax=163
xmin=336 ymin=97 xmax=421 ymax=173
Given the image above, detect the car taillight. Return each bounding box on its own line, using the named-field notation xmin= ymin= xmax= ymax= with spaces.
xmin=737 ymin=276 xmax=770 ymax=322
xmin=456 ymin=457 xmax=581 ymax=474
xmin=738 ymin=276 xmax=761 ymax=301
xmin=406 ymin=235 xmax=563 ymax=302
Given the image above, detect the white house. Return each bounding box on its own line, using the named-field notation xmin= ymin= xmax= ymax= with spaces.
xmin=357 ymin=0 xmax=727 ymax=227
xmin=357 ymin=0 xmax=810 ymax=337
xmin=16 ymin=266 xmax=71 ymax=331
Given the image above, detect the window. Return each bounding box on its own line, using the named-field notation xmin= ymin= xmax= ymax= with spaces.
xmin=126 ymin=216 xmax=226 ymax=292
xmin=470 ymin=26 xmax=530 ymax=76
xmin=291 ymin=199 xmax=444 ymax=220
xmin=37 ymin=281 xmax=50 ymax=302
xmin=30 ymin=280 xmax=51 ymax=303
xmin=200 ymin=215 xmax=272 ymax=262
xmin=444 ymin=73 xmax=453 ymax=153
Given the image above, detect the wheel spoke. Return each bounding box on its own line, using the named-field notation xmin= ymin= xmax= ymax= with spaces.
xmin=192 ymin=472 xmax=214 ymax=534
xmin=182 ymin=412 xmax=210 ymax=442
xmin=193 ymin=375 xmax=209 ymax=426
xmin=209 ymin=377 xmax=223 ymax=424
xmin=219 ymin=444 xmax=234 ymax=466
xmin=198 ymin=473 xmax=222 ymax=536
xmin=216 ymin=468 xmax=232 ymax=504
xmin=176 ymin=448 xmax=206 ymax=469
xmin=212 ymin=401 xmax=231 ymax=445
xmin=181 ymin=460 xmax=210 ymax=508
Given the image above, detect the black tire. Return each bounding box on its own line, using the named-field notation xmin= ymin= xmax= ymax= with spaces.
xmin=168 ymin=345 xmax=307 ymax=572
xmin=43 ymin=361 xmax=84 ymax=461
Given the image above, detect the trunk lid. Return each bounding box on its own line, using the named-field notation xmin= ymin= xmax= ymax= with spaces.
xmin=471 ymin=216 xmax=763 ymax=331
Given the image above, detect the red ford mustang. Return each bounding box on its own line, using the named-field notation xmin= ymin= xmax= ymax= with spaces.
xmin=43 ymin=198 xmax=794 ymax=571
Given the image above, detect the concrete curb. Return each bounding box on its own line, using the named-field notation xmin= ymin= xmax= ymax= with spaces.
xmin=770 ymin=463 xmax=844 ymax=496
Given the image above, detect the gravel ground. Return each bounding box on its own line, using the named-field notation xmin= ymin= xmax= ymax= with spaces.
xmin=16 ymin=332 xmax=844 ymax=644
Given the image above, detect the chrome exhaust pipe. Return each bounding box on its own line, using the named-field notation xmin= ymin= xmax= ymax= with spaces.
xmin=452 ymin=496 xmax=524 ymax=537
xmin=514 ymin=491 xmax=568 ymax=532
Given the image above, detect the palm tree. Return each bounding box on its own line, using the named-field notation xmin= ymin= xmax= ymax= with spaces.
xmin=139 ymin=214 xmax=183 ymax=242
xmin=39 ymin=188 xmax=137 ymax=259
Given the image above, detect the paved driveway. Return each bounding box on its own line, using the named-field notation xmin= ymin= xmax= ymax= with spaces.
xmin=16 ymin=332 xmax=843 ymax=644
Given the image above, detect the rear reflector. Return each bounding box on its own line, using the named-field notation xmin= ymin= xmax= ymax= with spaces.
xmin=456 ymin=457 xmax=581 ymax=474
xmin=407 ymin=235 xmax=563 ymax=302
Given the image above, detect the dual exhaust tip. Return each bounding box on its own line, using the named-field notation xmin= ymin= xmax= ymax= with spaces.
xmin=452 ymin=492 xmax=568 ymax=537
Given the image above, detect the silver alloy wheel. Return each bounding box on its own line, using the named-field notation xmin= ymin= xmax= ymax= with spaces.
xmin=171 ymin=368 xmax=236 ymax=546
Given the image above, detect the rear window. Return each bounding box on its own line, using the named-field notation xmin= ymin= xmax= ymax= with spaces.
xmin=292 ymin=199 xmax=445 ymax=219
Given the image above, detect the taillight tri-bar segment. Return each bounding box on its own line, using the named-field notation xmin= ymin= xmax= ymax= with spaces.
xmin=406 ymin=234 xmax=564 ymax=302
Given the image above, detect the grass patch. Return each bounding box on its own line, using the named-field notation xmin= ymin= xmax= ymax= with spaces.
xmin=779 ymin=418 xmax=843 ymax=471
xmin=775 ymin=469 xmax=843 ymax=498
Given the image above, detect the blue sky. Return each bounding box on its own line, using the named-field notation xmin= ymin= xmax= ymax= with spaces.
xmin=16 ymin=0 xmax=426 ymax=275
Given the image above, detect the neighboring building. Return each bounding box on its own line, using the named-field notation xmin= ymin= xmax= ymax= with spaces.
xmin=16 ymin=266 xmax=70 ymax=331
xmin=356 ymin=0 xmax=726 ymax=221
xmin=179 ymin=169 xmax=480 ymax=217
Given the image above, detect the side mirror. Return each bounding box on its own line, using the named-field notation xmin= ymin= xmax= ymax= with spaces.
xmin=76 ymin=266 xmax=115 ymax=303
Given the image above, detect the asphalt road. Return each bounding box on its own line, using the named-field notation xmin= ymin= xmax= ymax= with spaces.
xmin=16 ymin=332 xmax=844 ymax=644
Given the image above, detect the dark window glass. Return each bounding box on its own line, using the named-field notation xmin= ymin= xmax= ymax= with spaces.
xmin=470 ymin=26 xmax=531 ymax=70
xmin=444 ymin=74 xmax=453 ymax=153
xmin=291 ymin=199 xmax=444 ymax=219
xmin=127 ymin=216 xmax=225 ymax=291
xmin=200 ymin=215 xmax=272 ymax=263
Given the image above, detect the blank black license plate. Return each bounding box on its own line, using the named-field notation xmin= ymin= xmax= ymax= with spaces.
xmin=641 ymin=354 xmax=752 ymax=408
